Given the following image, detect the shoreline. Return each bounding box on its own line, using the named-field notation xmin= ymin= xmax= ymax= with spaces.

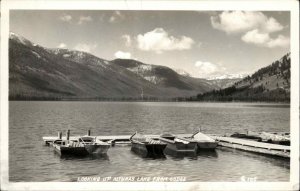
xmin=8 ymin=98 xmax=291 ymax=104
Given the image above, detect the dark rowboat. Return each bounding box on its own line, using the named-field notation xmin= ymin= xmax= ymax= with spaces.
xmin=129 ymin=132 xmax=167 ymax=157
xmin=53 ymin=139 xmax=87 ymax=156
xmin=53 ymin=136 xmax=110 ymax=156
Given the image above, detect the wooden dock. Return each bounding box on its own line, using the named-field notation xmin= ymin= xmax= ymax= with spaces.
xmin=42 ymin=134 xmax=193 ymax=145
xmin=43 ymin=133 xmax=290 ymax=158
xmin=212 ymin=136 xmax=290 ymax=158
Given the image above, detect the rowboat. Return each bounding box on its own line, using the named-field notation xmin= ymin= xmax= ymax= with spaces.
xmin=185 ymin=131 xmax=218 ymax=151
xmin=159 ymin=133 xmax=197 ymax=153
xmin=53 ymin=136 xmax=110 ymax=156
xmin=129 ymin=132 xmax=167 ymax=157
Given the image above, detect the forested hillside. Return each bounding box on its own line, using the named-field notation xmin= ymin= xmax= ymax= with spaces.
xmin=187 ymin=53 xmax=290 ymax=102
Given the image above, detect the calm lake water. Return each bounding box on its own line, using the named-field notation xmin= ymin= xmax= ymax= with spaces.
xmin=9 ymin=101 xmax=290 ymax=182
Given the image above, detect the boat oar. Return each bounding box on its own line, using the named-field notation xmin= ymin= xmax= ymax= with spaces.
xmin=129 ymin=131 xmax=137 ymax=141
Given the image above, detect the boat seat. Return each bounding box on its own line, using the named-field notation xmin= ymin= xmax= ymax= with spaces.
xmin=174 ymin=138 xmax=189 ymax=144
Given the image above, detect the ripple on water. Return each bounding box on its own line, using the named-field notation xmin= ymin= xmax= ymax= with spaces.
xmin=9 ymin=101 xmax=290 ymax=182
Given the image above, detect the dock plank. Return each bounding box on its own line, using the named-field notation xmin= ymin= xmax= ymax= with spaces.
xmin=212 ymin=136 xmax=290 ymax=151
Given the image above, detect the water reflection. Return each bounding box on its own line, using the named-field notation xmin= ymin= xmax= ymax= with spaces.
xmin=218 ymin=147 xmax=290 ymax=169
xmin=245 ymin=104 xmax=290 ymax=108
xmin=164 ymin=149 xmax=198 ymax=160
xmin=130 ymin=150 xmax=167 ymax=159
xmin=197 ymin=150 xmax=218 ymax=158
xmin=56 ymin=152 xmax=110 ymax=161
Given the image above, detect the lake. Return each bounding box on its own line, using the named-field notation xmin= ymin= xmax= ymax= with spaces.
xmin=9 ymin=101 xmax=290 ymax=182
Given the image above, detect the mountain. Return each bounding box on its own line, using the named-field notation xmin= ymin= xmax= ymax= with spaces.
xmin=9 ymin=32 xmax=219 ymax=100
xmin=10 ymin=32 xmax=287 ymax=102
xmin=174 ymin=68 xmax=191 ymax=77
xmin=194 ymin=53 xmax=290 ymax=102
xmin=206 ymin=78 xmax=242 ymax=89
xmin=112 ymin=59 xmax=239 ymax=90
xmin=111 ymin=59 xmax=214 ymax=91
xmin=208 ymin=73 xmax=247 ymax=80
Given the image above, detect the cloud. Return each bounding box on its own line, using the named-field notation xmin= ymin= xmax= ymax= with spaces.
xmin=115 ymin=11 xmax=122 ymax=16
xmin=121 ymin=34 xmax=131 ymax=47
xmin=211 ymin=11 xmax=289 ymax=48
xmin=59 ymin=14 xmax=72 ymax=22
xmin=74 ymin=43 xmax=98 ymax=53
xmin=241 ymin=29 xmax=290 ymax=48
xmin=195 ymin=61 xmax=218 ymax=75
xmin=59 ymin=14 xmax=92 ymax=25
xmin=211 ymin=11 xmax=283 ymax=34
xmin=78 ymin=16 xmax=92 ymax=25
xmin=266 ymin=35 xmax=290 ymax=48
xmin=264 ymin=17 xmax=284 ymax=33
xmin=109 ymin=16 xmax=116 ymax=23
xmin=241 ymin=29 xmax=270 ymax=44
xmin=109 ymin=11 xmax=125 ymax=23
xmin=114 ymin=51 xmax=131 ymax=59
xmin=57 ymin=43 xmax=67 ymax=48
xmin=194 ymin=61 xmax=226 ymax=78
xmin=136 ymin=28 xmax=194 ymax=53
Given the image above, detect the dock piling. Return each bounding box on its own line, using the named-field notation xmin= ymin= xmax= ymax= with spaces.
xmin=58 ymin=131 xmax=62 ymax=139
xmin=87 ymin=130 xmax=91 ymax=136
xmin=66 ymin=129 xmax=70 ymax=141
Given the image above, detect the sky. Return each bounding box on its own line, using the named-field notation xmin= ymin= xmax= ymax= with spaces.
xmin=10 ymin=10 xmax=290 ymax=79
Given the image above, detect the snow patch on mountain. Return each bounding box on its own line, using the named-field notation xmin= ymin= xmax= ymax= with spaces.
xmin=31 ymin=50 xmax=48 ymax=63
xmin=47 ymin=48 xmax=108 ymax=69
xmin=31 ymin=51 xmax=41 ymax=59
xmin=208 ymin=73 xmax=248 ymax=80
xmin=47 ymin=48 xmax=61 ymax=55
xmin=126 ymin=64 xmax=163 ymax=84
xmin=174 ymin=68 xmax=191 ymax=77
xmin=144 ymin=76 xmax=161 ymax=84
xmin=47 ymin=49 xmax=85 ymax=61
xmin=127 ymin=64 xmax=152 ymax=75
xmin=63 ymin=54 xmax=71 ymax=58
xmin=10 ymin=32 xmax=35 ymax=47
xmin=103 ymin=60 xmax=110 ymax=65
